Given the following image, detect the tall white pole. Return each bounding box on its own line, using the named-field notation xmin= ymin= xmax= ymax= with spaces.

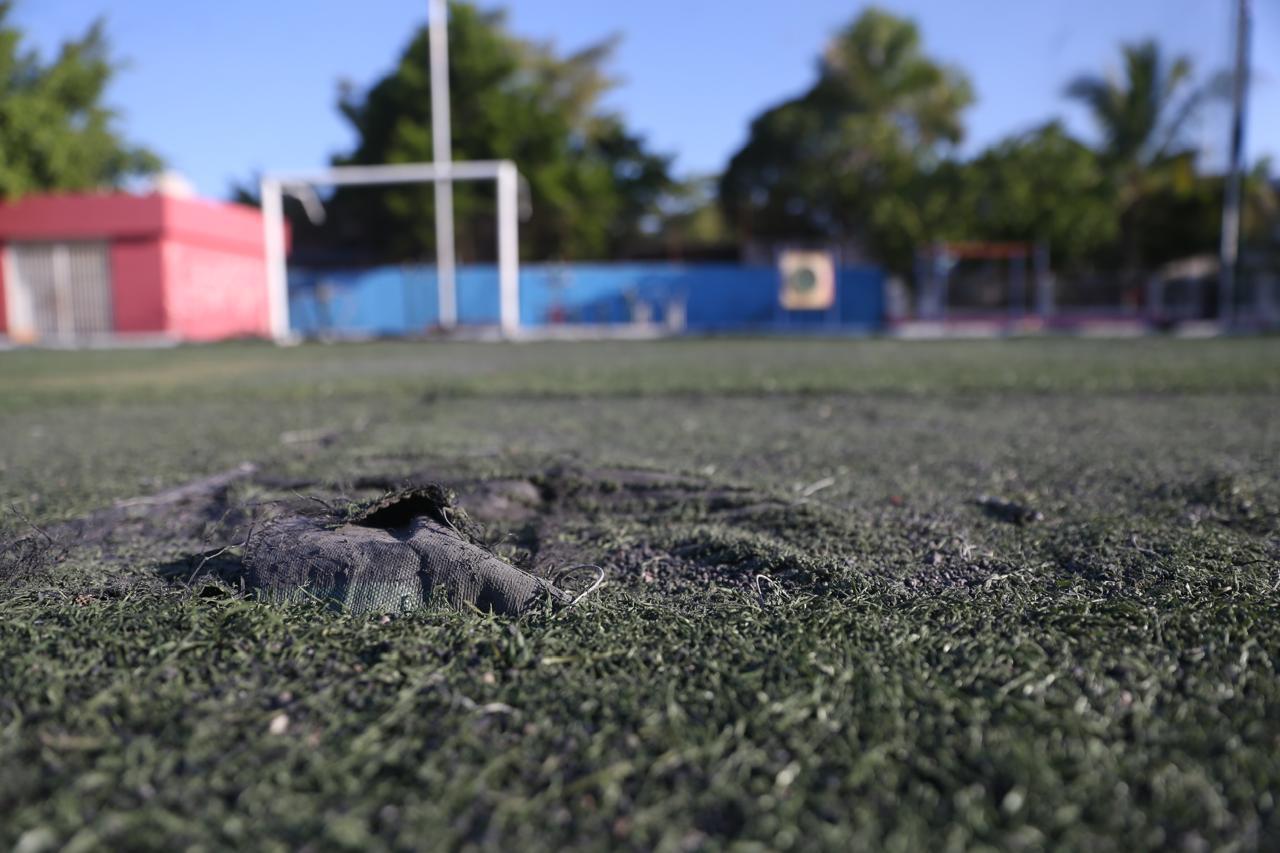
xmin=260 ymin=177 xmax=290 ymax=342
xmin=1219 ymin=0 xmax=1250 ymax=327
xmin=429 ymin=0 xmax=457 ymax=329
xmin=497 ymin=161 xmax=520 ymax=338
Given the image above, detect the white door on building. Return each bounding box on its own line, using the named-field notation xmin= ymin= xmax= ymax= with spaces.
xmin=5 ymin=241 xmax=113 ymax=343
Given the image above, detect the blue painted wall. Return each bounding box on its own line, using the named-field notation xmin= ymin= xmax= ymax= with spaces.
xmin=288 ymin=262 xmax=885 ymax=335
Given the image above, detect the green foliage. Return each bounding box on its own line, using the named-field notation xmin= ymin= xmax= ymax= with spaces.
xmin=1242 ymin=159 xmax=1280 ymax=254
xmin=719 ymin=7 xmax=973 ymax=273
xmin=643 ymin=175 xmax=734 ymax=259
xmin=961 ymin=123 xmax=1119 ymax=269
xmin=323 ymin=2 xmax=671 ymax=262
xmin=958 ymin=39 xmax=1231 ymax=273
xmin=1064 ymin=40 xmax=1213 ymax=173
xmin=0 ymin=2 xmax=159 ymax=198
xmin=1062 ymin=40 xmax=1230 ymax=270
xmin=720 ymin=19 xmax=1274 ymax=278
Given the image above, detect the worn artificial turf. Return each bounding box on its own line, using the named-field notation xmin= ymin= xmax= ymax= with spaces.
xmin=1 ymin=337 xmax=1278 ymax=851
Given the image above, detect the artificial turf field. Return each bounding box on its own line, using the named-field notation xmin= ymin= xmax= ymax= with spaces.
xmin=1 ymin=337 xmax=1278 ymax=851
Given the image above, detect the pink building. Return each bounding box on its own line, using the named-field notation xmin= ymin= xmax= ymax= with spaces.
xmin=0 ymin=191 xmax=275 ymax=344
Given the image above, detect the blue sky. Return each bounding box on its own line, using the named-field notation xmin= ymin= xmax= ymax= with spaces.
xmin=14 ymin=0 xmax=1280 ymax=198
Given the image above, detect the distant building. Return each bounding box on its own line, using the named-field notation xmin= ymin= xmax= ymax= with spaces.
xmin=0 ymin=188 xmax=274 ymax=344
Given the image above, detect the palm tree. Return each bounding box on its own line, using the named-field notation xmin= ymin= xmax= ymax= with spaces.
xmin=719 ymin=7 xmax=973 ymax=272
xmin=1065 ymin=40 xmax=1224 ymax=270
xmin=1065 ymin=40 xmax=1211 ymax=171
xmin=817 ymin=7 xmax=973 ymax=151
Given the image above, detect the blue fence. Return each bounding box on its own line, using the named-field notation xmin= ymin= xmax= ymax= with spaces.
xmin=288 ymin=262 xmax=885 ymax=335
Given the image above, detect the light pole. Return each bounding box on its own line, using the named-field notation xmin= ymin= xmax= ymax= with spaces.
xmin=1218 ymin=0 xmax=1251 ymax=328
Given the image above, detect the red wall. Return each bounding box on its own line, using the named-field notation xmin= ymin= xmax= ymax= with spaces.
xmin=110 ymin=240 xmax=167 ymax=333
xmin=161 ymin=239 xmax=271 ymax=340
xmin=0 ymin=245 xmax=8 ymax=335
xmin=0 ymin=193 xmax=166 ymax=240
xmin=159 ymin=196 xmax=273 ymax=339
xmin=0 ymin=191 xmax=272 ymax=341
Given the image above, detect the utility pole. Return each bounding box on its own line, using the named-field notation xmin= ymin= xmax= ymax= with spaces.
xmin=1219 ymin=0 xmax=1251 ymax=328
xmin=429 ymin=0 xmax=457 ymax=329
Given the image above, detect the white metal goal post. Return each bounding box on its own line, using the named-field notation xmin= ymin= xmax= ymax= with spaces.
xmin=260 ymin=159 xmax=522 ymax=341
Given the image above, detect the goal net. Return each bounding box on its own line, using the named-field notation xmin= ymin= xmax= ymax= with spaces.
xmin=260 ymin=160 xmax=521 ymax=341
xmin=916 ymin=242 xmax=1050 ymax=322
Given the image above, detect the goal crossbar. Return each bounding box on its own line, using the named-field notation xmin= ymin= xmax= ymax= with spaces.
xmin=260 ymin=159 xmax=521 ymax=341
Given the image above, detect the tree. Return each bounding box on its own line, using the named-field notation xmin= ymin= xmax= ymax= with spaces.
xmin=320 ymin=2 xmax=671 ymax=263
xmin=719 ymin=7 xmax=972 ymax=273
xmin=649 ymin=175 xmax=735 ymax=260
xmin=1065 ymin=40 xmax=1224 ymax=269
xmin=961 ymin=122 xmax=1118 ymax=269
xmin=0 ymin=3 xmax=159 ymax=198
xmin=1065 ymin=40 xmax=1211 ymax=174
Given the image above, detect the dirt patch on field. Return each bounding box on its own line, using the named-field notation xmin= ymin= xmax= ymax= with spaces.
xmin=2 ymin=461 xmax=858 ymax=602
